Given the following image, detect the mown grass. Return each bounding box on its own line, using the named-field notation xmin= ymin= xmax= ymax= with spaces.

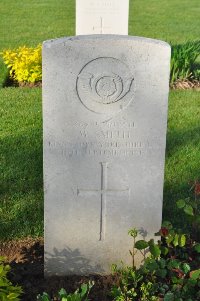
xmin=164 ymin=90 xmax=200 ymax=225
xmin=0 ymin=0 xmax=75 ymax=49
xmin=129 ymin=0 xmax=200 ymax=44
xmin=0 ymin=0 xmax=200 ymax=240
xmin=0 ymin=88 xmax=43 ymax=240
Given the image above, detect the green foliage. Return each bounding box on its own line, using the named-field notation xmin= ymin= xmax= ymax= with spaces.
xmin=111 ymin=189 xmax=200 ymax=301
xmin=170 ymin=41 xmax=200 ymax=83
xmin=1 ymin=45 xmax=42 ymax=84
xmin=37 ymin=281 xmax=94 ymax=301
xmin=175 ymin=181 xmax=200 ymax=241
xmin=135 ymin=240 xmax=149 ymax=250
xmin=0 ymin=257 xmax=23 ymax=301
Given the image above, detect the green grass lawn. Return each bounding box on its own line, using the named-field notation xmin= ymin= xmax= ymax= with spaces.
xmin=0 ymin=88 xmax=43 ymax=240
xmin=164 ymin=90 xmax=200 ymax=225
xmin=0 ymin=0 xmax=199 ymax=240
xmin=130 ymin=0 xmax=200 ymax=44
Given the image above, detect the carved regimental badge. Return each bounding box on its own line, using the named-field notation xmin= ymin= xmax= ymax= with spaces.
xmin=76 ymin=57 xmax=135 ymax=115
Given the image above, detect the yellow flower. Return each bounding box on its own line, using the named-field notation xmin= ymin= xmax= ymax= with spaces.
xmin=1 ymin=44 xmax=42 ymax=84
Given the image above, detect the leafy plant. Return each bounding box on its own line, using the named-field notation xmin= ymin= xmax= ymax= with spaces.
xmin=111 ymin=184 xmax=200 ymax=301
xmin=175 ymin=180 xmax=200 ymax=242
xmin=170 ymin=40 xmax=200 ymax=83
xmin=0 ymin=256 xmax=23 ymax=301
xmin=1 ymin=44 xmax=42 ymax=85
xmin=37 ymin=281 xmax=94 ymax=301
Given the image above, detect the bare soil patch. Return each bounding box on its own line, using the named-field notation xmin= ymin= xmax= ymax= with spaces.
xmin=0 ymin=238 xmax=115 ymax=301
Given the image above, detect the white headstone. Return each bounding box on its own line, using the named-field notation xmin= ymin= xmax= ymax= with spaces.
xmin=76 ymin=0 xmax=129 ymax=35
xmin=43 ymin=35 xmax=171 ymax=275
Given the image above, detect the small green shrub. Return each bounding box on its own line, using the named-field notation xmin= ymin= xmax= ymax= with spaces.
xmin=1 ymin=44 xmax=42 ymax=85
xmin=170 ymin=40 xmax=200 ymax=83
xmin=0 ymin=256 xmax=23 ymax=301
xmin=111 ymin=183 xmax=200 ymax=301
xmin=37 ymin=281 xmax=94 ymax=301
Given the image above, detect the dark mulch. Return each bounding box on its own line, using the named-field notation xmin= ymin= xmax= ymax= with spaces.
xmin=0 ymin=238 xmax=116 ymax=301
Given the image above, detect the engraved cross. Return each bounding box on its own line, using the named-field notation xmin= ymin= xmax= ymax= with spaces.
xmin=92 ymin=17 xmax=110 ymax=34
xmin=77 ymin=162 xmax=130 ymax=241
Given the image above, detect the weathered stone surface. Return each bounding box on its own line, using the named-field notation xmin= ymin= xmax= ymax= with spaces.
xmin=43 ymin=35 xmax=171 ymax=275
xmin=76 ymin=0 xmax=129 ymax=35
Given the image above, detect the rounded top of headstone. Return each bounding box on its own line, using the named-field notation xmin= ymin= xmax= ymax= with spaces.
xmin=43 ymin=35 xmax=171 ymax=50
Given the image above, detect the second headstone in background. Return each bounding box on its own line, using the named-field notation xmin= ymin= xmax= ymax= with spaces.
xmin=76 ymin=0 xmax=129 ymax=35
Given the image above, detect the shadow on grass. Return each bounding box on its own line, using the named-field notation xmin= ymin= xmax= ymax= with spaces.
xmin=163 ymin=125 xmax=200 ymax=226
xmin=166 ymin=125 xmax=200 ymax=157
xmin=0 ymin=190 xmax=43 ymax=240
xmin=2 ymin=72 xmax=16 ymax=87
xmin=0 ymin=126 xmax=43 ymax=240
xmin=1 ymin=126 xmax=43 ymax=196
